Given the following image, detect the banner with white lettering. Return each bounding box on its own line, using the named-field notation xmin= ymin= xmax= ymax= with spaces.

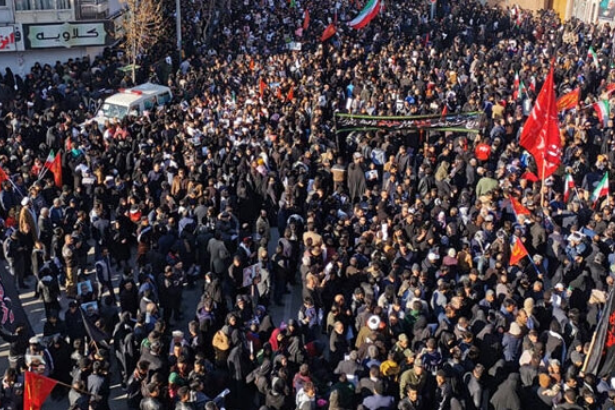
xmin=335 ymin=112 xmax=483 ymax=133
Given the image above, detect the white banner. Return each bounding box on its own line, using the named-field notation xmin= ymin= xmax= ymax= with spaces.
xmin=0 ymin=26 xmax=16 ymax=52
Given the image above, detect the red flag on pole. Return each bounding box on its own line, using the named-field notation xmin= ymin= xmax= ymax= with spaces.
xmin=510 ymin=238 xmax=529 ymax=266
xmin=287 ymin=86 xmax=294 ymax=102
xmin=519 ymin=64 xmax=562 ymax=180
xmin=24 ymin=371 xmax=58 ymax=410
xmin=321 ymin=23 xmax=336 ymax=42
xmin=0 ymin=167 xmax=9 ymax=183
xmin=303 ymin=9 xmax=310 ymax=30
xmin=509 ymin=195 xmax=531 ymax=218
xmin=47 ymin=153 xmax=62 ymax=188
xmin=556 ymin=87 xmax=580 ymax=112
xmin=259 ymin=78 xmax=266 ymax=98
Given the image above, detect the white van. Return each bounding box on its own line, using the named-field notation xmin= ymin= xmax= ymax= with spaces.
xmin=94 ymin=83 xmax=173 ymax=126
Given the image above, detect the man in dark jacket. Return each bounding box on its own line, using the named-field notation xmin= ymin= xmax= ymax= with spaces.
xmin=330 ymin=321 xmax=349 ymax=365
xmin=140 ymin=383 xmax=163 ymax=410
xmin=158 ymin=265 xmax=183 ymax=324
xmin=0 ymin=323 xmax=28 ymax=369
xmin=126 ymin=360 xmax=150 ymax=409
xmin=87 ymin=360 xmax=111 ymax=410
xmin=64 ymin=300 xmax=86 ymax=344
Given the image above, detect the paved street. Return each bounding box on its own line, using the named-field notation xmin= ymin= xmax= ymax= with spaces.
xmin=0 ymin=228 xmax=304 ymax=409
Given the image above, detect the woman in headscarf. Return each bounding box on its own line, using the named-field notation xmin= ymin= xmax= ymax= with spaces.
xmin=347 ymin=154 xmax=366 ymax=204
xmin=490 ymin=373 xmax=522 ymax=410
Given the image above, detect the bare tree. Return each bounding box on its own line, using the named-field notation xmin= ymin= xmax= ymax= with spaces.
xmin=121 ymin=0 xmax=164 ymax=83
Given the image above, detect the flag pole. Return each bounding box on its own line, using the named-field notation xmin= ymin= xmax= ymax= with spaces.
xmin=541 ymin=157 xmax=546 ymax=208
xmin=7 ymin=177 xmax=24 ymax=199
xmin=526 ymin=253 xmax=542 ymax=277
xmin=582 ymin=331 xmax=598 ymax=374
xmin=37 ymin=166 xmax=49 ymax=182
xmin=26 ymin=371 xmax=97 ymax=397
xmin=573 ymin=186 xmax=582 ymax=202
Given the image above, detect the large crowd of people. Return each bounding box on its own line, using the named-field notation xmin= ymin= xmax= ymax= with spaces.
xmin=0 ymin=0 xmax=613 ymax=409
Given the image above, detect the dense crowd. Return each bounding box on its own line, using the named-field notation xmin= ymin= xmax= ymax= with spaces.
xmin=0 ymin=0 xmax=614 ymax=409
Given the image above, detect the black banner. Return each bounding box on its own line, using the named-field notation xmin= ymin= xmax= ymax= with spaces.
xmin=585 ymin=287 xmax=615 ymax=377
xmin=335 ymin=112 xmax=482 ymax=133
xmin=0 ymin=268 xmax=33 ymax=337
xmin=80 ymin=308 xmax=109 ymax=348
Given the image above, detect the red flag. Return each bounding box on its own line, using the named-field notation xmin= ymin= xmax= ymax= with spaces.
xmin=520 ymin=171 xmax=539 ymax=182
xmin=510 ymin=238 xmax=529 ymax=266
xmin=48 ymin=153 xmax=62 ymax=188
xmin=556 ymin=88 xmax=580 ymax=112
xmin=321 ymin=23 xmax=336 ymax=42
xmin=24 ymin=371 xmax=58 ymax=410
xmin=607 ymin=83 xmax=615 ymax=94
xmin=0 ymin=167 xmax=8 ymax=183
xmin=509 ymin=195 xmax=531 ymax=218
xmin=303 ymin=9 xmax=310 ymax=30
xmin=249 ymin=59 xmax=255 ymax=71
xmin=519 ymin=64 xmax=562 ymax=180
xmin=441 ymin=104 xmax=448 ymax=117
xmin=259 ymin=78 xmax=266 ymax=98
xmin=287 ymin=86 xmax=294 ymax=102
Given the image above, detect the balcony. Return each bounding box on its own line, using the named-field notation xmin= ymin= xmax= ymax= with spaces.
xmin=78 ymin=0 xmax=107 ymax=19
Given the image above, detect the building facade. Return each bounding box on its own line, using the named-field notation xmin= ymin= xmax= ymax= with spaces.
xmin=0 ymin=0 xmax=121 ymax=76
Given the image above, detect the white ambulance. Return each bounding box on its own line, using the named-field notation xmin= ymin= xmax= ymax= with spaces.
xmin=94 ymin=83 xmax=173 ymax=126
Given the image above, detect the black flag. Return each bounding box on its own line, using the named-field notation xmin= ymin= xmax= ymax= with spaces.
xmin=80 ymin=307 xmax=109 ymax=348
xmin=0 ymin=268 xmax=33 ymax=336
xmin=584 ymin=287 xmax=615 ymax=377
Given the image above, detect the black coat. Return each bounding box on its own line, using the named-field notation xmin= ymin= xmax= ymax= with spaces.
xmin=140 ymin=397 xmax=163 ymax=410
xmin=227 ymin=344 xmax=252 ymax=381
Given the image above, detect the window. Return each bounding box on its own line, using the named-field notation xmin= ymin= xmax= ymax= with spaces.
xmin=143 ymin=97 xmax=156 ymax=111
xmin=15 ymin=0 xmax=70 ymax=10
xmin=157 ymin=92 xmax=172 ymax=105
xmin=101 ymin=103 xmax=127 ymax=120
xmin=0 ymin=0 xmax=6 ymax=7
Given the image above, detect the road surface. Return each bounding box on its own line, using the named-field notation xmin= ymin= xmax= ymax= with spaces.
xmin=0 ymin=228 xmax=304 ymax=409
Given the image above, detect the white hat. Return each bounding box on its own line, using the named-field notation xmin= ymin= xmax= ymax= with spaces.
xmin=21 ymin=197 xmax=30 ymax=206
xmin=367 ymin=315 xmax=381 ymax=330
xmin=172 ymin=330 xmax=184 ymax=339
xmin=568 ymin=232 xmax=583 ymax=242
xmin=554 ymin=283 xmax=565 ymax=291
xmin=428 ymin=252 xmax=440 ymax=260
